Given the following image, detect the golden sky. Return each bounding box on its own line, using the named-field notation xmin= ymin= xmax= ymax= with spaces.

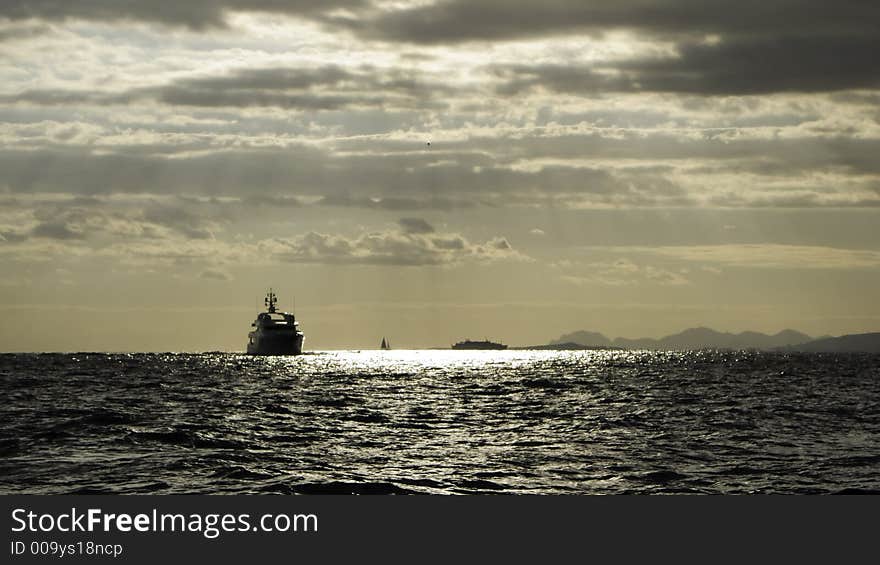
xmin=1 ymin=1 xmax=879 ymax=350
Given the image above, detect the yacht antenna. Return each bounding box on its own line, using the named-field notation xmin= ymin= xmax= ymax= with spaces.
xmin=265 ymin=288 xmax=277 ymax=313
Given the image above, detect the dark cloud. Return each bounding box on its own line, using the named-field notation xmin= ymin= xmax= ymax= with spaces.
xmin=242 ymin=194 xmax=308 ymax=208
xmin=0 ymin=228 xmax=28 ymax=243
xmin=6 ymin=0 xmax=877 ymax=45
xmin=398 ymin=217 xmax=435 ymax=234
xmin=3 ymin=130 xmax=880 ymax=209
xmin=31 ymin=221 xmax=84 ymax=240
xmin=497 ymin=35 xmax=880 ymax=95
xmin=430 ymin=236 xmax=465 ymax=250
xmin=28 ymin=206 xmax=101 ymax=241
xmin=142 ymin=204 xmax=216 ymax=239
xmin=0 ymin=89 xmax=144 ymax=107
xmin=628 ymin=35 xmax=880 ymax=94
xmin=153 ymin=67 xmax=372 ymax=109
xmin=156 ymin=88 xmax=375 ymax=111
xmin=339 ymin=1 xmax=880 ymax=44
xmin=329 ymin=1 xmax=880 ymax=96
xmin=0 ymin=145 xmax=617 ymax=197
xmin=3 ymin=1 xmax=877 ymax=101
xmin=0 ymin=0 xmax=366 ymax=30
xmin=0 ymin=90 xmax=109 ymax=106
xmin=3 ymin=198 xmax=227 ymax=246
xmin=1 ymin=66 xmax=452 ymax=111
xmin=180 ymin=66 xmax=354 ymax=91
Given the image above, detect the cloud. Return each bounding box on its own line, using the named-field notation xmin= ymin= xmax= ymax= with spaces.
xmin=495 ymin=35 xmax=880 ymax=96
xmin=0 ymin=90 xmax=115 ymax=106
xmin=2 ymin=134 xmax=877 ymax=210
xmin=241 ymin=194 xmax=309 ymax=208
xmin=557 ymin=257 xmax=690 ymax=286
xmin=0 ymin=198 xmax=226 ymax=246
xmin=159 ymin=65 xmax=451 ymax=109
xmin=1 ymin=199 xmax=526 ymax=269
xmin=0 ymin=22 xmax=50 ymax=42
xmin=706 ymin=191 xmax=880 ymax=209
xmin=7 ymin=0 xmax=877 ymax=47
xmin=591 ymin=245 xmax=880 ymax=270
xmin=1 ymin=5 xmax=879 ymax=230
xmin=316 ymin=195 xmax=473 ymax=211
xmin=643 ymin=265 xmax=690 ymax=286
xmin=1 ymin=65 xmax=453 ymax=111
xmin=141 ymin=203 xmax=217 ymax=239
xmin=0 ymin=144 xmax=552 ymax=198
xmin=3 ymin=115 xmax=880 ymax=211
xmin=27 ymin=206 xmax=101 ymax=240
xmin=0 ymin=228 xmax=29 ymax=243
xmin=340 ymin=1 xmax=880 ymax=45
xmin=260 ymin=228 xmax=526 ymax=266
xmin=0 ymin=0 xmax=367 ymax=30
xmin=199 ymin=268 xmax=231 ymax=281
xmin=30 ymin=221 xmax=85 ymax=240
xmin=0 ymin=142 xmax=696 ymax=205
xmin=398 ymin=217 xmax=435 ymax=234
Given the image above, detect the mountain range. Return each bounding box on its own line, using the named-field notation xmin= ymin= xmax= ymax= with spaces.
xmin=548 ymin=327 xmax=880 ymax=352
xmin=551 ymin=327 xmax=813 ymax=350
xmin=779 ymin=332 xmax=880 ymax=353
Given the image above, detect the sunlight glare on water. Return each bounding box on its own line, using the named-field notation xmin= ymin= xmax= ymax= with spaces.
xmin=1 ymin=350 xmax=878 ymax=494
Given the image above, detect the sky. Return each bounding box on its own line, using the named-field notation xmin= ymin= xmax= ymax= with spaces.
xmin=1 ymin=1 xmax=879 ymax=351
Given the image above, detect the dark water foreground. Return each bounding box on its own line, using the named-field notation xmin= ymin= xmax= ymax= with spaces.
xmin=1 ymin=350 xmax=878 ymax=494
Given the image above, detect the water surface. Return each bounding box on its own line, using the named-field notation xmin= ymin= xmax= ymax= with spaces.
xmin=1 ymin=350 xmax=878 ymax=494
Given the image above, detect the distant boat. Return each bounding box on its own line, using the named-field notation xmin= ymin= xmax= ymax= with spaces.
xmin=246 ymin=289 xmax=304 ymax=355
xmin=451 ymin=339 xmax=507 ymax=350
xmin=380 ymin=337 xmax=390 ymax=350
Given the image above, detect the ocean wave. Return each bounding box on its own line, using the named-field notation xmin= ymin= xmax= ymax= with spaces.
xmin=1 ymin=351 xmax=878 ymax=494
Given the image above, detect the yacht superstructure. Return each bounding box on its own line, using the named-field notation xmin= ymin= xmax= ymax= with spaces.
xmin=246 ymin=289 xmax=304 ymax=355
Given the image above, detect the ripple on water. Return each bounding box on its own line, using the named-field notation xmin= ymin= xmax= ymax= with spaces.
xmin=0 ymin=350 xmax=878 ymax=494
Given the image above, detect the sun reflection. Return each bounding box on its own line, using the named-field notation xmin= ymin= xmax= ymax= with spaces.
xmin=252 ymin=348 xmax=626 ymax=376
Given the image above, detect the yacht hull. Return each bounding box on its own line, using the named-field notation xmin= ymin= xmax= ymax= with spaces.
xmin=247 ymin=330 xmax=304 ymax=355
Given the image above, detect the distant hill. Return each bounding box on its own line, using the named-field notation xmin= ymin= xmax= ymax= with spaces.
xmin=550 ymin=327 xmax=813 ymax=350
xmin=551 ymin=331 xmax=612 ymax=347
xmin=780 ymin=333 xmax=880 ymax=353
xmin=517 ymin=342 xmax=621 ymax=351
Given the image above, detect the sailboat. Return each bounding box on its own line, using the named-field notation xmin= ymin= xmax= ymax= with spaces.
xmin=380 ymin=337 xmax=390 ymax=350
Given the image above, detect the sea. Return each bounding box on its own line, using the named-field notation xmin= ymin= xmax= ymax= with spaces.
xmin=1 ymin=350 xmax=878 ymax=495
